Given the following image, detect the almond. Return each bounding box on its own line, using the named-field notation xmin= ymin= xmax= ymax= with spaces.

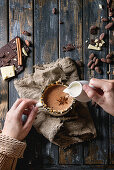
xmin=95 ymin=58 xmax=100 ymax=65
xmin=25 ymin=40 xmax=30 ymax=47
xmin=99 ymin=33 xmax=105 ymax=40
xmin=89 ymin=53 xmax=94 ymax=60
xmin=91 ymin=63 xmax=95 ymax=70
xmin=106 ymin=59 xmax=112 ymax=63
xmin=93 ymin=57 xmax=97 ymax=62
xmin=87 ymin=60 xmax=93 ymax=67
xmin=106 ymin=53 xmax=113 ymax=58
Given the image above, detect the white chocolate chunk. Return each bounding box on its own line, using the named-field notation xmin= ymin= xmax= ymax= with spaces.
xmin=1 ymin=65 xmax=15 ymax=80
xmin=88 ymin=44 xmax=101 ymax=50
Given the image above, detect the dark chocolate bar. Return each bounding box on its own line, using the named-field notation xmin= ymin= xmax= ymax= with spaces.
xmin=0 ymin=36 xmax=29 ymax=75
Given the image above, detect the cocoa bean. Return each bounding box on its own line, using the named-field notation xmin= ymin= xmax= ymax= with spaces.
xmin=95 ymin=67 xmax=102 ymax=74
xmin=87 ymin=60 xmax=93 ymax=67
xmin=99 ymin=33 xmax=105 ymax=40
xmin=112 ymin=18 xmax=114 ymax=21
xmin=101 ymin=18 xmax=109 ymax=22
xmin=95 ymin=58 xmax=100 ymax=65
xmin=109 ymin=11 xmax=113 ymax=17
xmin=105 ymin=22 xmax=114 ymax=29
xmin=89 ymin=53 xmax=94 ymax=60
xmin=22 ymin=31 xmax=31 ymax=36
xmin=91 ymin=63 xmax=95 ymax=70
xmin=93 ymin=57 xmax=97 ymax=62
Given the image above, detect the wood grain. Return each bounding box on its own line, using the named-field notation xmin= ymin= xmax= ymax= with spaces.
xmin=34 ymin=0 xmax=59 ymax=166
xmin=59 ymin=0 xmax=83 ymax=165
xmin=9 ymin=0 xmax=33 ymax=108
xmin=83 ymin=0 xmax=109 ymax=164
xmin=0 ymin=0 xmax=8 ymax=129
xmin=109 ymin=0 xmax=114 ymax=164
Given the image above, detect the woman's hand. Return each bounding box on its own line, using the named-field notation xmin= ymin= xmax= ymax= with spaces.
xmin=2 ymin=98 xmax=38 ymax=141
xmin=83 ymin=78 xmax=114 ymax=116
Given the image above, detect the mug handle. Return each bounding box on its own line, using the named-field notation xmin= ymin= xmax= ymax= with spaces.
xmin=36 ymin=99 xmax=43 ymax=107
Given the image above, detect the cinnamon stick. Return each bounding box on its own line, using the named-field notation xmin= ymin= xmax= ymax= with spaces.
xmin=16 ymin=37 xmax=22 ymax=65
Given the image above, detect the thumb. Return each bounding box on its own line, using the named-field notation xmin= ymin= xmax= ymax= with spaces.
xmin=83 ymin=84 xmax=103 ymax=105
xmin=23 ymin=106 xmax=38 ymax=131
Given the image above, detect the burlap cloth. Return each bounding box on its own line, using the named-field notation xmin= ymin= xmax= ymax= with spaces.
xmin=14 ymin=57 xmax=96 ymax=148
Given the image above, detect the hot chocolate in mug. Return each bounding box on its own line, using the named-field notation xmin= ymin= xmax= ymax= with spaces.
xmin=36 ymin=81 xmax=93 ymax=116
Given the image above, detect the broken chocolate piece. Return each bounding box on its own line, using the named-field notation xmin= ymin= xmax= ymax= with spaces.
xmin=90 ymin=25 xmax=98 ymax=35
xmin=63 ymin=44 xmax=75 ymax=52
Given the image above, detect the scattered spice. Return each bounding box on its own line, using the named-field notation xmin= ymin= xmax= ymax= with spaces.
xmin=63 ymin=44 xmax=75 ymax=52
xmin=22 ymin=31 xmax=31 ymax=36
xmin=57 ymin=96 xmax=68 ymax=105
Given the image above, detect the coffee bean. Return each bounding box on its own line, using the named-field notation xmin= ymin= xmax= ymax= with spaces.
xmin=105 ymin=22 xmax=114 ymax=29
xmin=87 ymin=60 xmax=93 ymax=68
xmin=99 ymin=33 xmax=105 ymax=40
xmin=89 ymin=53 xmax=94 ymax=60
xmin=93 ymin=57 xmax=97 ymax=62
xmin=91 ymin=63 xmax=95 ymax=70
xmin=95 ymin=58 xmax=100 ymax=65
xmin=95 ymin=67 xmax=102 ymax=74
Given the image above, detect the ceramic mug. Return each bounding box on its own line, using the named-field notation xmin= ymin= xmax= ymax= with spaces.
xmin=36 ymin=82 xmax=75 ymax=117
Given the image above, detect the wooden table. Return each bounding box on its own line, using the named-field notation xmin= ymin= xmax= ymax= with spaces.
xmin=0 ymin=0 xmax=114 ymax=169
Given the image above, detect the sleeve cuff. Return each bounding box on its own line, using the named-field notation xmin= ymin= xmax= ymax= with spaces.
xmin=0 ymin=133 xmax=26 ymax=158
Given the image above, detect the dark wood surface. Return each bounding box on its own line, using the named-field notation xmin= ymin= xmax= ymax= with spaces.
xmin=0 ymin=0 xmax=114 ymax=169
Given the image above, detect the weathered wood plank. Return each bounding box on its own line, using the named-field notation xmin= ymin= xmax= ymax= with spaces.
xmin=83 ymin=0 xmax=109 ymax=164
xmin=0 ymin=0 xmax=8 ymax=129
xmin=9 ymin=0 xmax=33 ymax=107
xmin=59 ymin=0 xmax=83 ymax=165
xmin=109 ymin=0 xmax=114 ymax=165
xmin=34 ymin=0 xmax=59 ymax=166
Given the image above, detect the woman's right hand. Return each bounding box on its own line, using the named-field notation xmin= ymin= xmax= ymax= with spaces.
xmin=83 ymin=78 xmax=114 ymax=116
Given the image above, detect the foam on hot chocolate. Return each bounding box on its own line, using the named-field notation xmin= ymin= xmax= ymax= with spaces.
xmin=43 ymin=84 xmax=73 ymax=112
